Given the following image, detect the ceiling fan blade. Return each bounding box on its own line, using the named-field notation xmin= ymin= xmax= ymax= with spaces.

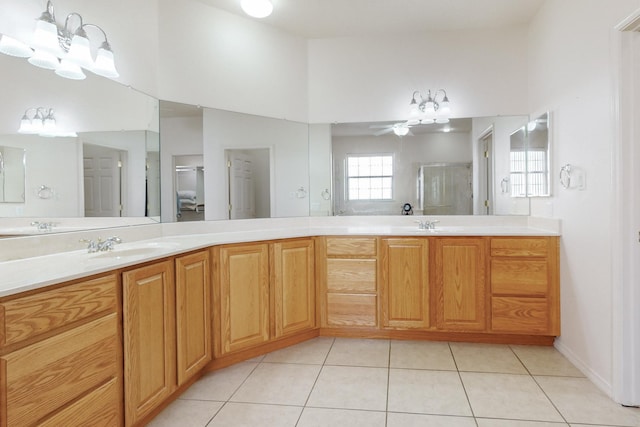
xmin=373 ymin=128 xmax=393 ymax=136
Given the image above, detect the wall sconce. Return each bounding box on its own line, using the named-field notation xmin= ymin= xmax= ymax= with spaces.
xmin=18 ymin=107 xmax=77 ymax=137
xmin=0 ymin=0 xmax=118 ymax=80
xmin=408 ymin=89 xmax=451 ymax=125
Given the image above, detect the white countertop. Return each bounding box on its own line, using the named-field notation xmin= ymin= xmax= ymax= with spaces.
xmin=0 ymin=216 xmax=560 ymax=298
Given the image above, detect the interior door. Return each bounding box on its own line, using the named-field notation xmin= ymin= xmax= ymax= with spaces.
xmin=83 ymin=144 xmax=122 ymax=217
xmin=478 ymin=129 xmax=494 ymax=215
xmin=227 ymin=151 xmax=256 ymax=219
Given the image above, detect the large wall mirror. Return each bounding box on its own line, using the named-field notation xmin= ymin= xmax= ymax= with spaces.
xmin=0 ymin=40 xmax=160 ymax=235
xmin=509 ymin=112 xmax=550 ymax=198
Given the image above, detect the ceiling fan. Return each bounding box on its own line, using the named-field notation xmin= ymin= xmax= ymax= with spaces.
xmin=370 ymin=121 xmax=413 ymax=137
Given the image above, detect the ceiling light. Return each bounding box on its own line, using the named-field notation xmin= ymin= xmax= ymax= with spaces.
xmin=409 ymin=89 xmax=452 ymax=125
xmin=241 ymin=0 xmax=273 ymax=18
xmin=0 ymin=1 xmax=119 ymax=81
xmin=527 ymin=120 xmax=537 ymax=132
xmin=393 ymin=125 xmax=410 ymax=136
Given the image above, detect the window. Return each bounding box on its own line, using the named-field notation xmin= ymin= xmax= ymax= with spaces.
xmin=510 ymin=150 xmax=548 ymax=197
xmin=346 ymin=155 xmax=393 ymax=200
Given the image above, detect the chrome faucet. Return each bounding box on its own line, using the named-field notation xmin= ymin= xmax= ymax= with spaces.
xmin=415 ymin=219 xmax=439 ymax=230
xmin=31 ymin=221 xmax=54 ymax=232
xmin=80 ymin=236 xmax=122 ymax=253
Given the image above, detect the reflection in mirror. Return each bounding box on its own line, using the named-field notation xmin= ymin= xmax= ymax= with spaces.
xmin=0 ymin=146 xmax=25 ymax=202
xmin=418 ymin=163 xmax=472 ymax=214
xmin=509 ymin=112 xmax=550 ymax=198
xmin=175 ymin=155 xmax=204 ymax=222
xmin=0 ymin=44 xmax=160 ymax=234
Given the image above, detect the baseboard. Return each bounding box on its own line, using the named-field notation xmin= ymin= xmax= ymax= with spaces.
xmin=554 ymin=338 xmax=613 ymax=399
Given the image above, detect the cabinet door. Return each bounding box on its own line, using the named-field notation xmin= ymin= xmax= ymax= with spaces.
xmin=272 ymin=239 xmax=315 ymax=338
xmin=123 ymin=260 xmax=176 ymax=426
xmin=176 ymin=251 xmax=212 ymax=386
xmin=216 ymin=243 xmax=270 ymax=355
xmin=380 ymin=238 xmax=429 ymax=329
xmin=435 ymin=238 xmax=487 ymax=331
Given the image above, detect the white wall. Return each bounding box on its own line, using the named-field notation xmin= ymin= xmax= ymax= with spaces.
xmin=308 ymin=28 xmax=529 ymax=124
xmin=203 ymin=108 xmax=309 ymax=220
xmin=526 ymin=0 xmax=640 ymax=397
xmin=158 ymin=0 xmax=308 ymax=122
xmin=308 ymin=124 xmax=333 ymax=216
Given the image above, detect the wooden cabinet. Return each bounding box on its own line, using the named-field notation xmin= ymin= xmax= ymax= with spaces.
xmin=380 ymin=238 xmax=430 ymax=329
xmin=319 ymin=237 xmax=378 ymax=328
xmin=123 ymin=260 xmax=176 ymax=426
xmin=213 ymin=243 xmax=271 ymax=356
xmin=0 ymin=274 xmax=121 ymax=427
xmin=176 ymin=251 xmax=212 ymax=386
xmin=272 ymin=239 xmax=315 ymax=338
xmin=489 ymin=237 xmax=560 ymax=335
xmin=434 ymin=237 xmax=487 ymax=332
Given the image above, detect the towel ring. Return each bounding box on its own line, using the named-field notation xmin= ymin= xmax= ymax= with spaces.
xmin=37 ymin=185 xmax=53 ymax=199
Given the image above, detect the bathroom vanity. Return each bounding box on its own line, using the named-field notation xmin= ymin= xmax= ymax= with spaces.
xmin=0 ymin=216 xmax=560 ymax=426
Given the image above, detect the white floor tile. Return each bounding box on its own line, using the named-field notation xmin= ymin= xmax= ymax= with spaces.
xmin=451 ymin=342 xmax=528 ymax=374
xmin=263 ymin=337 xmax=334 ymax=365
xmin=324 ymin=338 xmax=390 ymax=367
xmin=510 ymin=345 xmax=585 ymax=377
xmin=461 ymin=372 xmax=564 ymax=422
xmin=536 ymin=376 xmax=640 ymax=426
xmin=230 ymin=363 xmax=321 ymax=406
xmin=476 ymin=419 xmax=569 ymax=426
xmin=388 ymin=369 xmax=472 ymax=416
xmin=390 ymin=340 xmax=457 ymax=370
xmin=387 ymin=413 xmax=477 ymax=427
xmin=208 ymin=402 xmax=301 ymax=427
xmin=297 ymin=407 xmax=386 ymax=427
xmin=147 ymin=399 xmax=223 ymax=427
xmin=306 ymin=365 xmax=388 ymax=411
xmin=180 ymin=362 xmax=258 ymax=401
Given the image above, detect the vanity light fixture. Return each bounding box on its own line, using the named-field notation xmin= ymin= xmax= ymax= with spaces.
xmin=241 ymin=0 xmax=274 ymax=18
xmin=0 ymin=0 xmax=119 ymax=80
xmin=18 ymin=107 xmax=77 ymax=137
xmin=408 ymin=89 xmax=451 ymax=125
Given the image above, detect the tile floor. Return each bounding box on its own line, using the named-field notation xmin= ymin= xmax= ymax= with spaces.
xmin=149 ymin=338 xmax=640 ymax=427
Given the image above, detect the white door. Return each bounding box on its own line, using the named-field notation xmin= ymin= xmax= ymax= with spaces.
xmin=478 ymin=129 xmax=493 ymax=215
xmin=83 ymin=144 xmax=122 ymax=217
xmin=227 ymin=151 xmax=256 ymax=219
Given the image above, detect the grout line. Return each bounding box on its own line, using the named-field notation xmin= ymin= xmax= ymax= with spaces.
xmin=385 ymin=339 xmax=391 ymax=427
xmin=449 ymin=342 xmax=479 ymax=427
xmin=294 ymin=337 xmax=336 ymax=426
xmin=203 ymin=401 xmax=227 ymax=427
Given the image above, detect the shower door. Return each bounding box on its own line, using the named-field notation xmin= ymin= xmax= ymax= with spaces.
xmin=418 ymin=163 xmax=472 ymax=215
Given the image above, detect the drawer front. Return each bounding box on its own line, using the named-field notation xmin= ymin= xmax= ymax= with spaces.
xmin=0 ymin=274 xmax=118 ymax=348
xmin=491 ymin=259 xmax=548 ymax=296
xmin=490 ymin=238 xmax=548 ymax=257
xmin=326 ymin=293 xmax=377 ymax=327
xmin=38 ymin=377 xmax=121 ymax=427
xmin=326 ymin=237 xmax=377 ymax=256
xmin=327 ymin=259 xmax=377 ymax=292
xmin=1 ymin=314 xmax=119 ymax=427
xmin=491 ymin=297 xmax=549 ymax=334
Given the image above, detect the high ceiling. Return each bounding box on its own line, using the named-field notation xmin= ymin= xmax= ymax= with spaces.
xmin=197 ymin=0 xmax=546 ymax=39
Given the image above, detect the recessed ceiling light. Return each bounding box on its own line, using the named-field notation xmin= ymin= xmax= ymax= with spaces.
xmin=241 ymin=0 xmax=273 ymax=18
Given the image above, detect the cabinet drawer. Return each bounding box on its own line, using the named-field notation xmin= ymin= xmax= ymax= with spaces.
xmin=1 ymin=314 xmax=119 ymax=427
xmin=327 ymin=259 xmax=377 ymax=292
xmin=0 ymin=274 xmax=118 ymax=348
xmin=326 ymin=293 xmax=377 ymax=327
xmin=326 ymin=237 xmax=377 ymax=256
xmin=491 ymin=259 xmax=548 ymax=296
xmin=491 ymin=297 xmax=549 ymax=334
xmin=38 ymin=377 xmax=120 ymax=427
xmin=490 ymin=238 xmax=548 ymax=257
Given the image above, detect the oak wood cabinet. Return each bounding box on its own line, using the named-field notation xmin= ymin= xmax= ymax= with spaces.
xmin=0 ymin=274 xmax=122 ymax=427
xmin=272 ymin=239 xmax=315 ymax=338
xmin=213 ymin=239 xmax=316 ymax=357
xmin=318 ymin=237 xmax=378 ymax=328
xmin=434 ymin=237 xmax=488 ymax=332
xmin=380 ymin=238 xmax=430 ymax=329
xmin=213 ymin=242 xmax=271 ymax=356
xmin=176 ymin=250 xmax=212 ymax=386
xmin=123 ymin=260 xmax=176 ymax=426
xmin=489 ymin=237 xmax=560 ymax=335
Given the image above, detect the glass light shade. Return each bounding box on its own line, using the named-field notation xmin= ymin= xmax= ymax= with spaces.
xmin=30 ymin=117 xmax=43 ymax=133
xmin=31 ymin=19 xmax=62 ymax=56
xmin=527 ymin=121 xmax=537 ymax=132
xmin=393 ymin=126 xmax=410 ymax=136
xmin=241 ymin=0 xmax=273 ymax=18
xmin=409 ymin=102 xmax=420 ymax=118
xmin=28 ymin=49 xmax=59 ymax=69
xmin=18 ymin=117 xmax=35 ymax=134
xmin=43 ymin=116 xmax=56 ymax=132
xmin=66 ymin=34 xmax=94 ymax=69
xmin=0 ymin=35 xmax=33 ymax=58
xmin=435 ymin=117 xmax=450 ymax=124
xmin=424 ymin=100 xmax=436 ymax=114
xmin=406 ymin=118 xmax=420 ymax=126
xmin=55 ymin=58 xmax=86 ymax=80
xmin=438 ymin=101 xmax=450 ymax=115
xmin=92 ymin=47 xmax=119 ymax=78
